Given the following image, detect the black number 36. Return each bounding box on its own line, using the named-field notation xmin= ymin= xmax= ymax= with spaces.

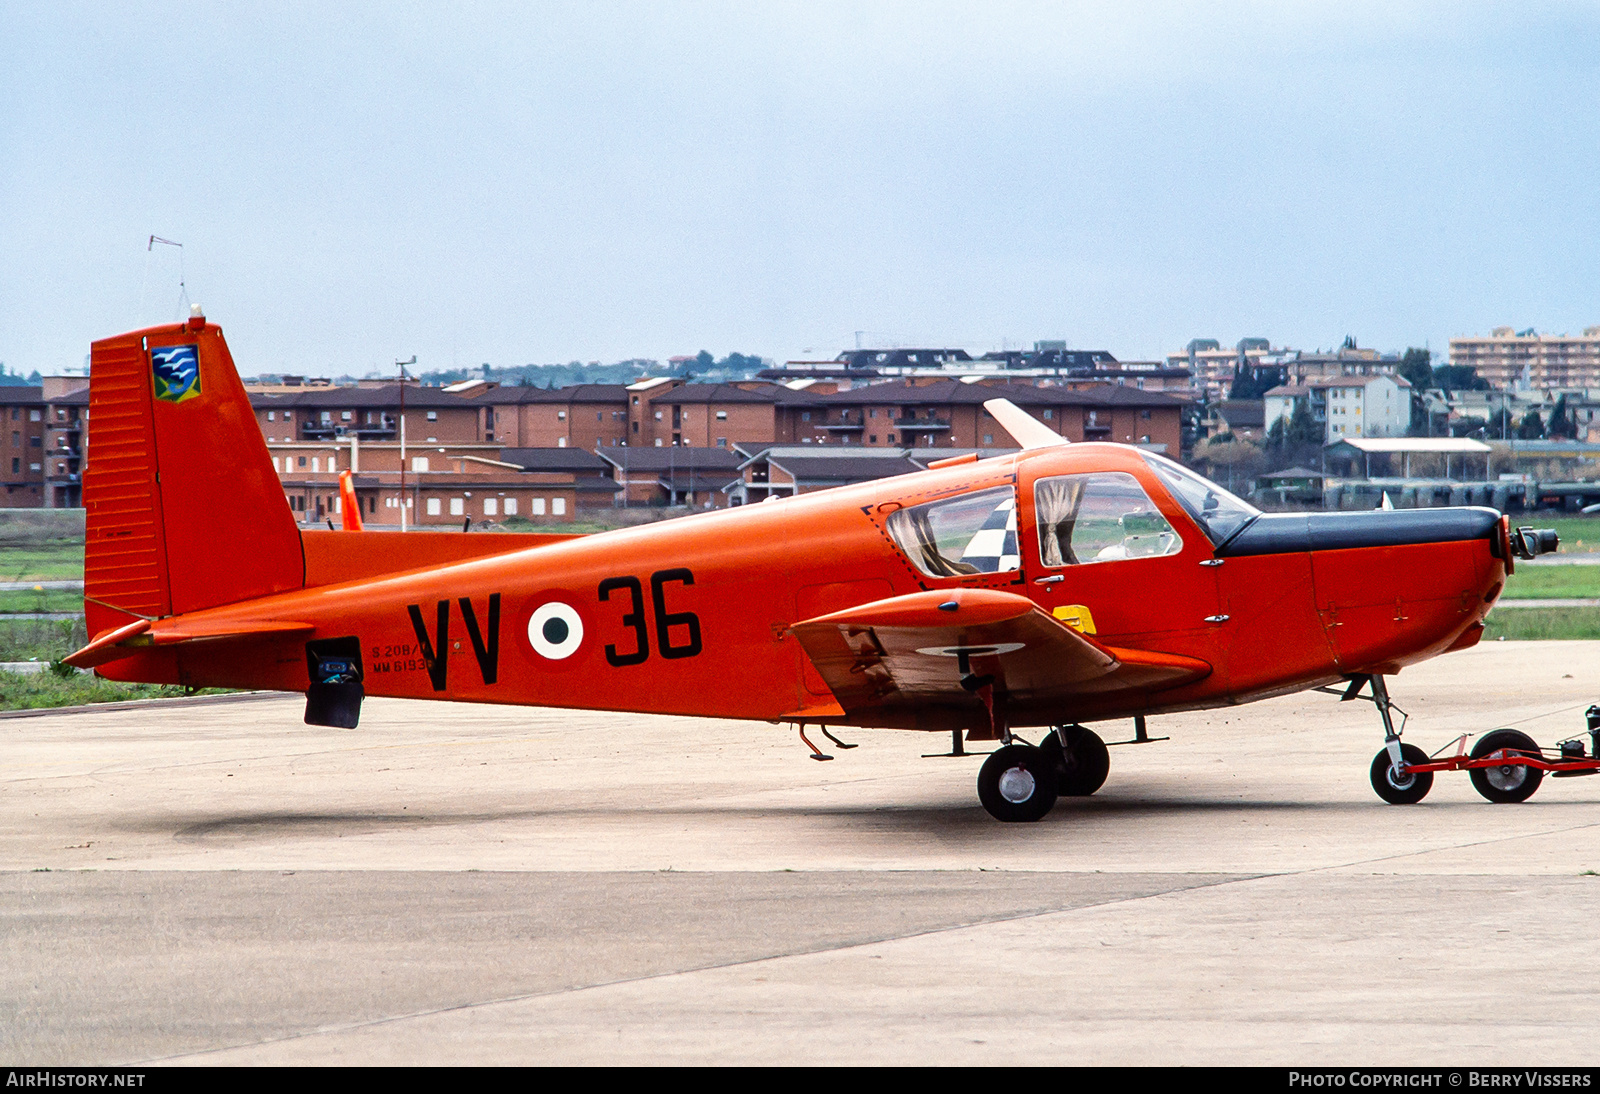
xmin=598 ymin=568 xmax=703 ymax=666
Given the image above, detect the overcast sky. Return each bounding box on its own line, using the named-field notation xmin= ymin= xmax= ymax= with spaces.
xmin=2 ymin=2 xmax=1598 ymax=377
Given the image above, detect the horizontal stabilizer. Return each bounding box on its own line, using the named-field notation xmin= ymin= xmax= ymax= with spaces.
xmin=66 ymin=618 xmax=314 ymax=669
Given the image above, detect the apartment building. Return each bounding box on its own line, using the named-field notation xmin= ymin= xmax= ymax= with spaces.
xmin=476 ymin=384 xmax=631 ymax=449
xmin=0 ymin=379 xmax=89 ymax=508
xmin=272 ymin=440 xmax=620 ymax=526
xmin=252 ymin=384 xmax=486 ymax=448
xmin=1168 ymin=338 xmax=1398 ymax=400
xmin=597 ymin=446 xmax=745 ymax=507
xmin=1166 ymin=339 xmax=1272 ymax=400
xmin=1263 ymin=375 xmax=1412 ymax=443
xmin=813 ymin=379 xmax=1186 ymax=453
xmin=0 ymin=387 xmax=46 ymax=507
xmin=1449 ymin=327 xmax=1600 ymax=391
xmin=1279 ymin=346 xmax=1398 ymax=386
xmin=622 ymin=379 xmax=827 ymax=449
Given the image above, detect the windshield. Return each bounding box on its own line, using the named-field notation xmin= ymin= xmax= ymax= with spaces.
xmin=1141 ymin=452 xmax=1259 ymax=547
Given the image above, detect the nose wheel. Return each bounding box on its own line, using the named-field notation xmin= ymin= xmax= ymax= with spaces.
xmin=1370 ymin=741 xmax=1433 ymax=804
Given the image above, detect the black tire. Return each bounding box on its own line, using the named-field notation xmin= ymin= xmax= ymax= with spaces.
xmin=978 ymin=744 xmax=1059 ymax=822
xmin=1469 ymin=729 xmax=1544 ymax=804
xmin=1370 ymin=742 xmax=1434 ymax=805
xmin=1039 ymin=725 xmax=1111 ymax=797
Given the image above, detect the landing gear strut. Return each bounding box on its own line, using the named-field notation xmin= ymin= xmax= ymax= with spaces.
xmin=1316 ymin=674 xmax=1435 ymax=805
xmin=1363 ymin=675 xmax=1433 ymax=805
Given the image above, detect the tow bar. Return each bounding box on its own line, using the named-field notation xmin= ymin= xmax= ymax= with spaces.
xmin=1370 ymin=703 xmax=1600 ymax=805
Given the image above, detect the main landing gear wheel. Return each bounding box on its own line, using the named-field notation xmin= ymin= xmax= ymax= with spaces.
xmin=1040 ymin=725 xmax=1110 ymax=797
xmin=1469 ymin=729 xmax=1544 ymax=804
xmin=978 ymin=744 xmax=1059 ymax=822
xmin=1370 ymin=742 xmax=1433 ymax=805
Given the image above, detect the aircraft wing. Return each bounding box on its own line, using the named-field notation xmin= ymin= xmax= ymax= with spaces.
xmin=790 ymin=588 xmax=1210 ymax=731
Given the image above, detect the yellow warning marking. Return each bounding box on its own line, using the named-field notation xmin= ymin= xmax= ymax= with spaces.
xmin=1052 ymin=604 xmax=1096 ymax=634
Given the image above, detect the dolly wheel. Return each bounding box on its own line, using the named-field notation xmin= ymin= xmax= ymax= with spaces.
xmin=1040 ymin=726 xmax=1110 ymax=797
xmin=1370 ymin=742 xmax=1433 ymax=805
xmin=1469 ymin=729 xmax=1544 ymax=804
xmin=978 ymin=744 xmax=1059 ymax=822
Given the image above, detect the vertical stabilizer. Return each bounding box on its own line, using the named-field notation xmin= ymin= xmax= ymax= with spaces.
xmin=84 ymin=316 xmax=303 ymax=637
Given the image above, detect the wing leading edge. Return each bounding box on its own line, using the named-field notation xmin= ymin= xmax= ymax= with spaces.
xmin=790 ymin=588 xmax=1210 ymax=732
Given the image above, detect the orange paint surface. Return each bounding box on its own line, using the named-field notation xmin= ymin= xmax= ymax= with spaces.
xmin=77 ymin=320 xmax=1507 ymax=743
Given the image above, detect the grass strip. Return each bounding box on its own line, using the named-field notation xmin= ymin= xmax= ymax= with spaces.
xmin=0 ymin=588 xmax=84 ymax=614
xmin=1501 ymin=564 xmax=1600 ymax=599
xmin=0 ymin=542 xmax=85 ymax=582
xmin=0 ymin=617 xmax=86 ymax=662
xmin=0 ymin=669 xmax=232 ymax=711
xmin=1484 ymin=606 xmax=1600 ymax=641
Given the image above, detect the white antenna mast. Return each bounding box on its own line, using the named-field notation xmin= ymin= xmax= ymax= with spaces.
xmin=143 ymin=236 xmax=189 ymax=320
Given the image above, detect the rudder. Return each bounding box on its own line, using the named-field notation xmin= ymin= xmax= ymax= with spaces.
xmin=84 ymin=313 xmax=303 ymax=637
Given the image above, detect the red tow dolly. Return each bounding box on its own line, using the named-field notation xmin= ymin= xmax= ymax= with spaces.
xmin=1326 ymin=672 xmax=1600 ymax=804
xmin=1369 ymin=700 xmax=1600 ymax=805
xmin=1369 ymin=716 xmax=1600 ymax=802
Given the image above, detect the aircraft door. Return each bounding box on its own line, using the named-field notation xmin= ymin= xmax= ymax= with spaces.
xmin=1019 ymin=469 xmax=1223 ymax=655
xmin=1211 ymin=546 xmax=1334 ymax=694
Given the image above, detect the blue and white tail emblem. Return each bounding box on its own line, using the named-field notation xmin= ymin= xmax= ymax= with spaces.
xmin=151 ymin=344 xmax=201 ymax=404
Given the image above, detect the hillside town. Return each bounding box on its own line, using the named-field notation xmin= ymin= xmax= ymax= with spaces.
xmin=7 ymin=325 xmax=1600 ymax=525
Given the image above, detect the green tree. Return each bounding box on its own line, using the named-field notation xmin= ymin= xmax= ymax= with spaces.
xmin=1548 ymin=395 xmax=1576 ymax=439
xmin=1228 ymin=361 xmax=1287 ymax=401
xmin=1287 ymin=398 xmax=1321 ymax=445
xmin=1398 ymin=347 xmax=1432 ymax=390
xmin=1518 ymin=410 xmax=1545 ymax=440
xmin=716 ymin=352 xmax=766 ymax=375
xmin=1196 ymin=436 xmax=1266 ymax=492
xmin=1432 ymin=364 xmax=1489 ymax=392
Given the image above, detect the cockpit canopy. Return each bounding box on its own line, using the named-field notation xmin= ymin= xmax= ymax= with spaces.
xmin=883 ymin=452 xmax=1261 ymax=579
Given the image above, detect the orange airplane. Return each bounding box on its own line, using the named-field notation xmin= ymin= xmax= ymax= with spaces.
xmin=69 ymin=316 xmax=1565 ymax=821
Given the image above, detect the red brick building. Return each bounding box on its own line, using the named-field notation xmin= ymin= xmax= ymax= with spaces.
xmin=0 ymin=379 xmax=89 ymax=509
xmin=814 ymin=379 xmax=1186 ymax=453
xmin=474 ymin=384 xmax=631 ymax=449
xmin=622 ymin=379 xmax=827 ymax=449
xmin=251 ymin=384 xmax=487 ymax=448
xmin=597 ymin=446 xmax=745 ymax=507
xmin=269 ymin=442 xmax=620 ymax=526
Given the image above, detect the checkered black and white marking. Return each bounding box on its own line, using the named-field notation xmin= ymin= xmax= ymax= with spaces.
xmin=958 ymin=497 xmax=1019 ymax=572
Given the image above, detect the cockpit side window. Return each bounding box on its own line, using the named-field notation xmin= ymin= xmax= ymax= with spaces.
xmin=886 ymin=486 xmax=1019 ymax=578
xmin=1035 ymin=472 xmax=1182 ymax=567
xmin=1140 ymin=452 xmax=1260 ymax=547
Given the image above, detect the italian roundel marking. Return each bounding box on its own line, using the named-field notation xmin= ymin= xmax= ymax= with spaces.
xmin=529 ymin=602 xmax=584 ymax=660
